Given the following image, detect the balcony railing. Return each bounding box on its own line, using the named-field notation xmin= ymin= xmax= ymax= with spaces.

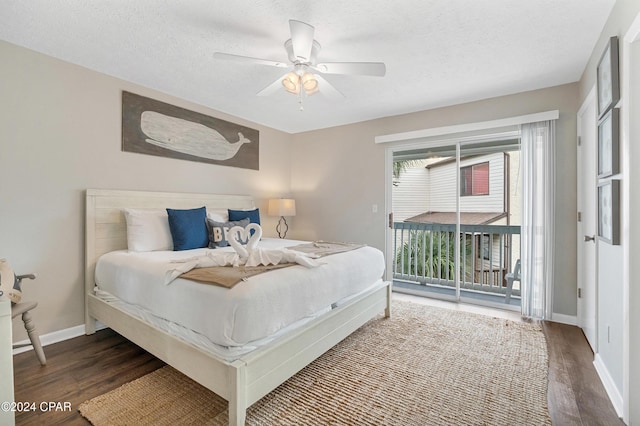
xmin=393 ymin=221 xmax=521 ymax=299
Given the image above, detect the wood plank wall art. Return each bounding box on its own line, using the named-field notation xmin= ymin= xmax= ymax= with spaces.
xmin=122 ymin=91 xmax=259 ymax=170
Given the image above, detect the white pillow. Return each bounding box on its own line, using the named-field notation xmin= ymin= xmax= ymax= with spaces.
xmin=124 ymin=208 xmax=173 ymax=252
xmin=207 ymin=209 xmax=229 ymax=223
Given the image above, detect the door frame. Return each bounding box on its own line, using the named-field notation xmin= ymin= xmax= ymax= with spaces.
xmin=576 ymin=84 xmax=598 ymax=352
xmin=621 ymin=12 xmax=640 ymax=423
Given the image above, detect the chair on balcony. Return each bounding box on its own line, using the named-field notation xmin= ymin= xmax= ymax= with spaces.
xmin=504 ymin=259 xmax=521 ymax=304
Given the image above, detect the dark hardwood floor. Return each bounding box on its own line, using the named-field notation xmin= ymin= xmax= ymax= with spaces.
xmin=12 ymin=329 xmax=164 ymax=425
xmin=12 ymin=323 xmax=623 ymax=425
xmin=543 ymin=321 xmax=624 ymax=426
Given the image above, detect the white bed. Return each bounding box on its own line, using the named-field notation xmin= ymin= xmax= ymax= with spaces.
xmin=85 ymin=189 xmax=391 ymax=425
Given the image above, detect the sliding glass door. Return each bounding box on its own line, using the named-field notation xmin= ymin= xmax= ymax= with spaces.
xmin=457 ymin=139 xmax=521 ymax=308
xmin=390 ymin=136 xmax=522 ymax=310
xmin=392 ymin=144 xmax=458 ymax=301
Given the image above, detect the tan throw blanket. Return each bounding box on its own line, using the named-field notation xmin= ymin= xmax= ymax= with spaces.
xmin=288 ymin=241 xmax=366 ymax=256
xmin=180 ymin=241 xmax=365 ymax=289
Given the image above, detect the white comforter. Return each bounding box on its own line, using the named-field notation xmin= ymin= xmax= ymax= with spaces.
xmin=95 ymin=238 xmax=385 ymax=347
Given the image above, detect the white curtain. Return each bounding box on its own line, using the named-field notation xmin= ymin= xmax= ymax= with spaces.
xmin=520 ymin=120 xmax=555 ymax=319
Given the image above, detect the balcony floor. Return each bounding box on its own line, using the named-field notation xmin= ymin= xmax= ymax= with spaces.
xmin=393 ymin=279 xmax=521 ymax=310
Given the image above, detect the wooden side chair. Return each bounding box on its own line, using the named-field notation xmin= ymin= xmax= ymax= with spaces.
xmin=11 ymin=273 xmax=46 ymax=365
xmin=0 ymin=260 xmax=46 ymax=366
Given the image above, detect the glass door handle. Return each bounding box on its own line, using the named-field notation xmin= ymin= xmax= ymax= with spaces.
xmin=584 ymin=235 xmax=595 ymax=242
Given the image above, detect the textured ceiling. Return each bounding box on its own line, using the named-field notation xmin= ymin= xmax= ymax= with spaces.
xmin=0 ymin=0 xmax=615 ymax=133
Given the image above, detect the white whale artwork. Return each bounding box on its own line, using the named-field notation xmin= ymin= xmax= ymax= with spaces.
xmin=140 ymin=111 xmax=251 ymax=161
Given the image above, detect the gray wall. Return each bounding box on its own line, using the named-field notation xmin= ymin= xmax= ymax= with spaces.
xmin=290 ymin=83 xmax=579 ymax=317
xmin=0 ymin=40 xmax=294 ymax=341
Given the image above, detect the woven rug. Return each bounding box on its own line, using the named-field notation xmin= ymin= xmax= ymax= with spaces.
xmin=79 ymin=301 xmax=551 ymax=425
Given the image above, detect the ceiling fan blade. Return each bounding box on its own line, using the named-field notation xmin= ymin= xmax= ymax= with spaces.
xmin=289 ymin=20 xmax=315 ymax=62
xmin=256 ymin=75 xmax=286 ymax=97
xmin=315 ymin=62 xmax=386 ymax=77
xmin=314 ymin=74 xmax=344 ymax=99
xmin=214 ymin=52 xmax=288 ymax=68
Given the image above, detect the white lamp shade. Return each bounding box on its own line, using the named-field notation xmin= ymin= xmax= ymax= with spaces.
xmin=282 ymin=72 xmax=300 ymax=94
xmin=268 ymin=199 xmax=296 ymax=217
xmin=301 ymin=72 xmax=318 ymax=95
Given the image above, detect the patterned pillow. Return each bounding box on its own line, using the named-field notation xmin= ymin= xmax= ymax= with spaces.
xmin=0 ymin=259 xmax=22 ymax=304
xmin=206 ymin=218 xmax=250 ymax=248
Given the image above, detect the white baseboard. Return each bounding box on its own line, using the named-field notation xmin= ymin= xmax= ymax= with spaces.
xmin=12 ymin=321 xmax=107 ymax=356
xmin=593 ymin=354 xmax=624 ymax=417
xmin=551 ymin=312 xmax=577 ymax=325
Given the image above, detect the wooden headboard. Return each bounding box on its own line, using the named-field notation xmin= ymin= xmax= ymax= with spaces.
xmin=84 ymin=189 xmax=254 ymax=327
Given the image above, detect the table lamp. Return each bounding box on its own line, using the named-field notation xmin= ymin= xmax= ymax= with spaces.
xmin=267 ymin=198 xmax=296 ymax=238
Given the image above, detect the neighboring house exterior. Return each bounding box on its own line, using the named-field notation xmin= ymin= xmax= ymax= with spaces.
xmin=393 ymin=152 xmax=520 ymax=223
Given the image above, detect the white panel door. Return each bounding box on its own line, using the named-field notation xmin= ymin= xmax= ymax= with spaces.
xmin=577 ymin=89 xmax=598 ymax=352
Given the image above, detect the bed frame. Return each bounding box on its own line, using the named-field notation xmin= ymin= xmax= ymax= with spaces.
xmin=84 ymin=189 xmax=391 ymax=425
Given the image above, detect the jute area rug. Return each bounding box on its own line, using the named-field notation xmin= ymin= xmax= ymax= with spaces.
xmin=79 ymin=301 xmax=551 ymax=425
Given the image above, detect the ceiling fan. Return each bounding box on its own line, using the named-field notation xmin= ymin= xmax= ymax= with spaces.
xmin=213 ymin=20 xmax=386 ymax=101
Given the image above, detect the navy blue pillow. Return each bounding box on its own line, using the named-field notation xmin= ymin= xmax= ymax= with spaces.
xmin=228 ymin=208 xmax=261 ymax=225
xmin=166 ymin=207 xmax=208 ymax=251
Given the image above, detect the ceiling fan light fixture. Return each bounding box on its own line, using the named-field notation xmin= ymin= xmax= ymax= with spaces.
xmin=282 ymin=72 xmax=300 ymax=94
xmin=215 ymin=19 xmax=385 ymax=102
xmin=301 ymin=72 xmax=318 ymax=95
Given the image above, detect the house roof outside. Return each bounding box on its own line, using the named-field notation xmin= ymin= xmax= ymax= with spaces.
xmin=405 ymin=211 xmax=507 ymax=225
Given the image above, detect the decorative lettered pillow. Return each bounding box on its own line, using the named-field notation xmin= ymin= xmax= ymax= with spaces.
xmin=0 ymin=259 xmax=22 ymax=304
xmin=206 ymin=218 xmax=250 ymax=248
